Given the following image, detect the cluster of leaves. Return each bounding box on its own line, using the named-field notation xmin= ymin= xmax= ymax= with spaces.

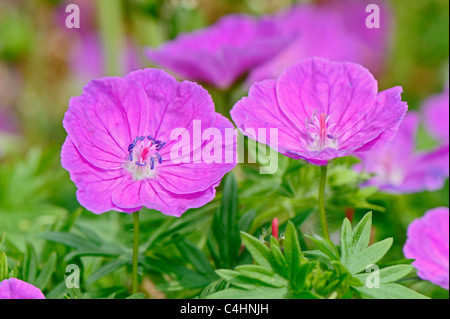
xmin=200 ymin=212 xmax=428 ymax=299
xmin=0 ymin=147 xmax=446 ymax=299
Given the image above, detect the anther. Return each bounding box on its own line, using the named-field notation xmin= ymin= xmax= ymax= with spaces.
xmin=150 ymin=157 xmax=155 ymax=170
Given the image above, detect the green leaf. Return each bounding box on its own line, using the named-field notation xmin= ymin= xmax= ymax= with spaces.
xmin=269 ymin=236 xmax=289 ymax=279
xmin=238 ymin=209 xmax=256 ymax=233
xmin=208 ymin=173 xmax=241 ymax=269
xmin=23 ymin=243 xmax=38 ymax=284
xmin=351 ymin=212 xmax=373 ymax=257
xmin=240 ymin=232 xmax=271 ymax=268
xmin=345 ymin=238 xmax=393 ymax=275
xmin=199 ymin=279 xmax=230 ymax=299
xmin=0 ymin=252 xmax=8 ymax=281
xmin=304 ymin=234 xmax=339 ymax=260
xmin=86 ymin=259 xmax=128 ymax=286
xmin=34 ymin=252 xmax=56 ymax=290
xmin=126 ymin=293 xmax=147 ymax=299
xmin=39 ymin=232 xmax=96 ymax=250
xmin=290 ymin=263 xmax=315 ymax=293
xmin=206 ymin=287 xmax=287 ymax=299
xmin=340 ymin=218 xmax=353 ymax=265
xmin=356 ymin=283 xmax=429 ymax=299
xmin=354 ymin=265 xmax=414 ymax=284
xmin=284 ymin=222 xmax=302 ymax=277
xmin=175 ymin=238 xmax=214 ymax=275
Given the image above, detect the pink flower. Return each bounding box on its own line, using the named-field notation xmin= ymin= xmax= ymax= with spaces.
xmin=231 ymin=57 xmax=408 ymax=165
xmin=247 ymin=0 xmax=390 ymax=84
xmin=423 ymin=85 xmax=449 ymax=143
xmin=0 ymin=278 xmax=45 ymax=299
xmin=145 ymin=14 xmax=292 ymax=89
xmin=404 ymin=207 xmax=449 ymax=290
xmin=354 ymin=113 xmax=449 ymax=193
xmin=61 ymin=69 xmax=236 ymax=216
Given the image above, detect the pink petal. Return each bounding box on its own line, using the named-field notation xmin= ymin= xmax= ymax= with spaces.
xmin=63 ymin=76 xmax=149 ymax=169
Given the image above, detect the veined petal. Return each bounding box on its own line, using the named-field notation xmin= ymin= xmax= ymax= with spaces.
xmin=63 ymin=76 xmax=149 ymax=169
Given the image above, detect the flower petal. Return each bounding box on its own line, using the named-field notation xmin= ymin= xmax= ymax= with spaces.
xmin=156 ymin=114 xmax=237 ymax=194
xmin=63 ymin=76 xmax=149 ymax=169
xmin=111 ymin=178 xmax=219 ymax=217
xmin=231 ymin=79 xmax=306 ymax=157
xmin=61 ymin=137 xmax=139 ymax=214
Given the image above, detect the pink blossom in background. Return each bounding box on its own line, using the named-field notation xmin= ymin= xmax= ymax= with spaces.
xmin=231 ymin=57 xmax=408 ymax=166
xmin=0 ymin=278 xmax=45 ymax=299
xmin=145 ymin=14 xmax=293 ymax=89
xmin=354 ymin=113 xmax=449 ymax=193
xmin=61 ymin=69 xmax=236 ymax=216
xmin=404 ymin=207 xmax=449 ymax=290
xmin=0 ymin=108 xmax=17 ymax=134
xmin=423 ymin=85 xmax=449 ymax=143
xmin=57 ymin=0 xmax=141 ymax=80
xmin=247 ymin=0 xmax=390 ymax=84
xmin=0 ymin=108 xmax=20 ymax=157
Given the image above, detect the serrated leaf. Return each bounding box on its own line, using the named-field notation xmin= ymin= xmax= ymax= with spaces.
xmin=340 ymin=218 xmax=353 ymax=265
xmin=240 ymin=232 xmax=271 ymax=268
xmin=304 ymin=235 xmax=339 ymax=260
xmin=351 ymin=212 xmax=373 ymax=257
xmin=356 ymin=283 xmax=429 ymax=299
xmin=354 ymin=265 xmax=414 ymax=284
xmin=269 ymin=236 xmax=289 ymax=279
xmin=345 ymin=238 xmax=393 ymax=275
xmin=199 ymin=279 xmax=230 ymax=299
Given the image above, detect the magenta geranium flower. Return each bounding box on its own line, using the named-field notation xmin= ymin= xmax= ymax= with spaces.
xmin=354 ymin=113 xmax=449 ymax=193
xmin=231 ymin=57 xmax=408 ymax=166
xmin=0 ymin=278 xmax=45 ymax=299
xmin=423 ymin=85 xmax=449 ymax=143
xmin=247 ymin=0 xmax=390 ymax=84
xmin=404 ymin=207 xmax=449 ymax=290
xmin=61 ymin=68 xmax=236 ymax=216
xmin=144 ymin=14 xmax=292 ymax=89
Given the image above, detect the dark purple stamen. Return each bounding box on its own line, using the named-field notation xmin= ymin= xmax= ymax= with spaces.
xmin=135 ymin=161 xmax=146 ymax=166
xmin=156 ymin=142 xmax=166 ymax=151
xmin=156 ymin=152 xmax=162 ymax=164
xmin=327 ymin=134 xmax=336 ymax=139
xmin=150 ymin=157 xmax=155 ymax=170
xmin=128 ymin=143 xmax=135 ymax=152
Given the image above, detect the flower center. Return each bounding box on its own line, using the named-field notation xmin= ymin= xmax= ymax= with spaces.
xmin=305 ymin=111 xmax=338 ymax=151
xmin=124 ymin=135 xmax=166 ymax=180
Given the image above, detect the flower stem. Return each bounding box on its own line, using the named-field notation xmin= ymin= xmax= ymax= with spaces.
xmin=318 ymin=164 xmax=330 ymax=241
xmin=132 ymin=210 xmax=140 ymax=294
